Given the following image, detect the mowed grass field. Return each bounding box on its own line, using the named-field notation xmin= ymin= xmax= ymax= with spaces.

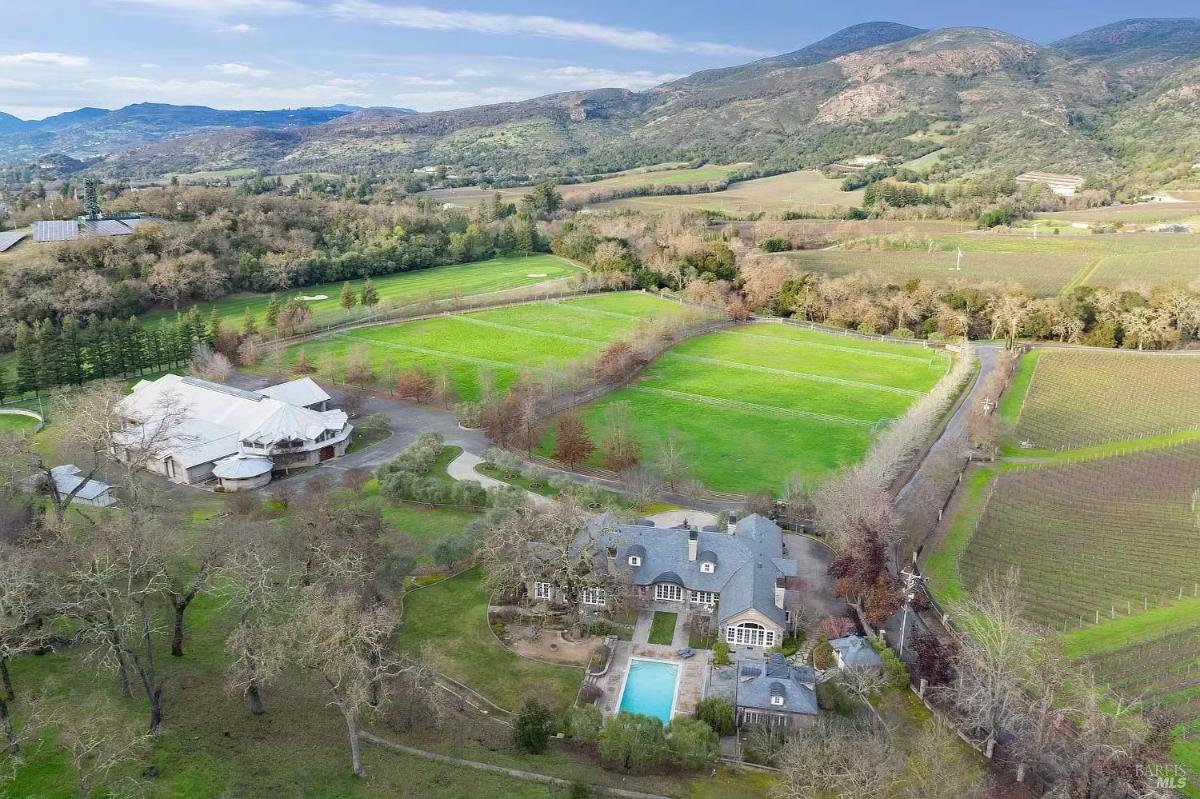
xmin=275 ymin=292 xmax=708 ymax=401
xmin=1012 ymin=350 xmax=1200 ymax=451
xmin=144 ymin=255 xmax=582 ymax=331
xmin=1040 ymin=201 xmax=1200 ymax=226
xmin=598 ymin=170 xmax=863 ymax=215
xmin=548 ymin=323 xmax=950 ymax=494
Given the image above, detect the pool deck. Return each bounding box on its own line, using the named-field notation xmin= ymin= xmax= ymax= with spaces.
xmin=595 ymin=638 xmax=710 ymax=720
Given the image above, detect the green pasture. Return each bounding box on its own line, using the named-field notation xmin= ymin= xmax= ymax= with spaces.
xmin=274 ymin=292 xmax=694 ymax=401
xmin=549 ymin=323 xmax=951 ymax=494
xmin=0 ymin=412 xmax=38 ymax=435
xmin=143 ymin=254 xmax=581 ymax=331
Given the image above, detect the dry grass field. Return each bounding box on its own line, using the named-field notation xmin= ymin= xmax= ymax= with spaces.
xmin=1041 ymin=201 xmax=1200 ymax=225
xmin=783 ymin=248 xmax=1088 ymax=295
xmin=596 ymin=170 xmax=863 ymax=215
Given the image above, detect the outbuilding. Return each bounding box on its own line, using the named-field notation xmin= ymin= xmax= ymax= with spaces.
xmin=212 ymin=455 xmax=274 ymax=491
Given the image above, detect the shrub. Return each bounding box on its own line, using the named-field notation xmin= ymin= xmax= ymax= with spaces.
xmin=666 ymin=718 xmax=719 ymax=769
xmin=578 ymin=683 xmax=603 ymax=704
xmin=490 ymin=620 xmax=506 ymax=638
xmin=356 ymin=413 xmax=391 ymax=433
xmin=870 ymin=638 xmax=910 ymax=688
xmin=589 ymin=645 xmax=611 ymax=672
xmin=599 ymin=712 xmax=666 ymax=772
xmin=712 ymin=641 xmax=731 ymax=666
xmin=454 ymin=401 xmax=483 ymax=429
xmin=693 ymin=696 xmax=734 ymax=737
xmin=759 ymin=238 xmax=792 ymax=253
xmin=563 ymin=703 xmax=603 ymax=742
xmin=818 ymin=616 xmax=856 ymax=640
xmin=812 ymin=638 xmax=835 ymax=669
xmin=816 ymin=680 xmax=855 ymax=714
xmin=741 ymin=723 xmax=787 ymax=766
xmin=514 ymin=699 xmax=553 ymax=754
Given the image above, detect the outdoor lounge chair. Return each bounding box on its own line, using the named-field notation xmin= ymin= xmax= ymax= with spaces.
xmin=676 ymin=647 xmax=695 ymax=659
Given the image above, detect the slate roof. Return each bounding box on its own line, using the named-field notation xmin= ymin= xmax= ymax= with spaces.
xmin=575 ymin=514 xmax=795 ymax=626
xmin=737 ymin=654 xmax=819 ymax=716
xmin=829 ymin=636 xmax=885 ymax=669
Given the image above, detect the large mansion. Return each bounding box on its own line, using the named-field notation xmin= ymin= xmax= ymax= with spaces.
xmin=113 ymin=374 xmax=352 ymax=490
xmin=534 ymin=514 xmax=799 ymax=649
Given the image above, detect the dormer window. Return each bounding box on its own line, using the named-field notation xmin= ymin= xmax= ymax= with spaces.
xmin=770 ymin=695 xmax=784 ymax=706
xmin=628 ymin=555 xmax=641 ymax=567
xmin=700 ymin=562 xmax=714 ymax=574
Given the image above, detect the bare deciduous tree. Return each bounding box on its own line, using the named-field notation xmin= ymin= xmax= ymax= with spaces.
xmin=218 ymin=548 xmax=296 ymax=716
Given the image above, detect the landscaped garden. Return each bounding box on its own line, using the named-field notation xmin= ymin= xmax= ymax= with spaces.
xmin=394 ymin=568 xmax=584 ymax=711
xmin=648 ymin=612 xmax=679 ymax=646
xmin=547 ymin=323 xmax=952 ymax=494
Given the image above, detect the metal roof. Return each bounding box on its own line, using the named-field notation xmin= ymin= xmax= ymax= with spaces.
xmin=0 ymin=231 xmax=27 ymax=252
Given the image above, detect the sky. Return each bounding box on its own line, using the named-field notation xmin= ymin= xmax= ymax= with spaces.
xmin=0 ymin=0 xmax=1198 ymax=119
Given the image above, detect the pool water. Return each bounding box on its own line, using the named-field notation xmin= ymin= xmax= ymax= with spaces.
xmin=617 ymin=659 xmax=679 ymax=723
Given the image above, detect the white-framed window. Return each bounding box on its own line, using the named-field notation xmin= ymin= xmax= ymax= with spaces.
xmin=725 ymin=622 xmax=776 ymax=648
xmin=690 ymin=590 xmax=717 ymax=606
xmin=700 ymin=562 xmax=714 ymax=574
xmin=582 ymin=588 xmax=606 ymax=606
xmin=654 ymin=583 xmax=683 ymax=602
xmin=785 ymin=610 xmax=791 ymax=624
xmin=534 ymin=582 xmax=552 ymax=601
xmin=628 ymin=555 xmax=641 ymax=567
xmin=770 ymin=695 xmax=785 ymax=707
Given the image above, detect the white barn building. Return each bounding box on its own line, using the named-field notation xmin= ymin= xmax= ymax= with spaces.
xmin=113 ymin=374 xmax=352 ymax=488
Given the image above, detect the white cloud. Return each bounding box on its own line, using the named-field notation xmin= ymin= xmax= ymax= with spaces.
xmin=140 ymin=63 xmax=161 ymax=69
xmin=452 ymin=68 xmax=492 ymax=79
xmin=330 ymin=1 xmax=763 ymax=56
xmin=208 ymin=62 xmax=271 ymax=77
xmin=394 ymin=76 xmax=456 ymax=87
xmin=0 ymin=52 xmax=90 ymax=68
xmin=220 ymin=23 xmax=258 ymax=33
xmin=113 ymin=0 xmax=306 ymax=13
xmin=0 ymin=78 xmax=38 ymax=90
xmin=539 ymin=66 xmax=680 ymax=90
xmin=84 ymin=75 xmax=369 ymax=108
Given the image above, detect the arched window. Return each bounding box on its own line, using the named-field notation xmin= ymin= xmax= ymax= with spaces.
xmin=725 ymin=621 xmax=776 ymax=648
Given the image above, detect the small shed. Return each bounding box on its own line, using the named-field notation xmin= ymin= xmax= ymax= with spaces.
xmin=49 ymin=465 xmax=117 ymax=508
xmin=212 ymin=455 xmax=274 ymax=491
xmin=829 ymin=636 xmax=885 ymax=670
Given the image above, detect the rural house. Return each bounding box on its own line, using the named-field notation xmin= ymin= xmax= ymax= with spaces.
xmin=532 ymin=514 xmax=798 ymax=649
xmin=113 ymin=374 xmax=351 ymax=488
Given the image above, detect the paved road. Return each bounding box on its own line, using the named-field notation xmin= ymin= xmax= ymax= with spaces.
xmin=229 ymin=371 xmax=489 ymax=491
xmin=895 ymin=344 xmax=1000 ymax=509
xmin=446 ymin=450 xmax=556 ymax=509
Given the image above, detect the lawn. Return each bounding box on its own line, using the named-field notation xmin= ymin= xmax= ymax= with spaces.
xmin=274 ymin=292 xmax=707 ymax=401
xmin=922 ymin=467 xmax=996 ymax=610
xmin=545 ymin=322 xmax=951 ymax=494
xmin=648 ymin=612 xmax=678 ymax=646
xmin=142 ymin=254 xmax=582 ymax=332
xmin=1011 ymin=350 xmax=1200 ymax=451
xmin=394 ymin=568 xmax=583 ymax=711
xmin=600 ymin=170 xmax=862 ymax=215
xmin=0 ymin=412 xmax=38 ymax=435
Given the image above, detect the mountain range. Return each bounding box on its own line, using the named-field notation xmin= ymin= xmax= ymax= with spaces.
xmin=0 ymin=103 xmax=410 ymax=166
xmin=12 ymin=18 xmax=1200 ymax=184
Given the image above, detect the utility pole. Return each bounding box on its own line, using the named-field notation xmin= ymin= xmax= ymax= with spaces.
xmin=897 ymin=565 xmax=927 ymax=658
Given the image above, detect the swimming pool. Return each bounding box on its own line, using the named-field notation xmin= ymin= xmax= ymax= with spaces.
xmin=617 ymin=658 xmax=679 ymax=723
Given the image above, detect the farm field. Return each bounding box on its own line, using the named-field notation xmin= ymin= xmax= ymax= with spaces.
xmin=596 ymin=170 xmax=863 ymax=215
xmin=1064 ymin=602 xmax=1200 ymax=796
xmin=547 ymin=322 xmax=951 ymax=494
xmin=141 ymin=255 xmax=582 ymax=332
xmin=783 ymin=248 xmax=1088 ymax=295
xmin=274 ymin=292 xmax=707 ymax=401
xmin=1011 ymin=350 xmax=1200 ymax=451
xmin=1040 ymin=201 xmax=1200 ymax=226
xmin=959 ymin=442 xmax=1200 ymax=628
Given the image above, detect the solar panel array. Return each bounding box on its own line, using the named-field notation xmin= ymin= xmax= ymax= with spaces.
xmin=0 ymin=231 xmax=28 ymax=252
xmin=30 ymin=217 xmax=164 ymax=243
xmin=33 ymin=220 xmax=80 ymax=242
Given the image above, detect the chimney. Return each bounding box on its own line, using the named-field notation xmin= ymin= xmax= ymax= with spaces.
xmin=688 ymin=529 xmax=698 ymax=562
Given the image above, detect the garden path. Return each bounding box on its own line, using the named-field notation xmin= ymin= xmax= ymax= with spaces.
xmin=445 ymin=450 xmax=557 ymax=509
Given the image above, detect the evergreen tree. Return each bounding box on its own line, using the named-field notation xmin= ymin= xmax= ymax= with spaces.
xmin=339 ymin=281 xmax=357 ymax=310
xmin=209 ymin=307 xmax=222 ymax=344
xmin=127 ymin=317 xmax=147 ymax=376
xmin=360 ymin=278 xmax=379 ymax=307
xmin=60 ymin=314 xmax=84 ymax=386
xmin=35 ymin=319 xmax=63 ymax=390
xmin=82 ymin=177 xmax=103 ymax=219
xmin=265 ymin=293 xmax=281 ymax=329
xmin=241 ymin=307 xmax=258 ymax=338
xmin=14 ymin=322 xmax=38 ymax=396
